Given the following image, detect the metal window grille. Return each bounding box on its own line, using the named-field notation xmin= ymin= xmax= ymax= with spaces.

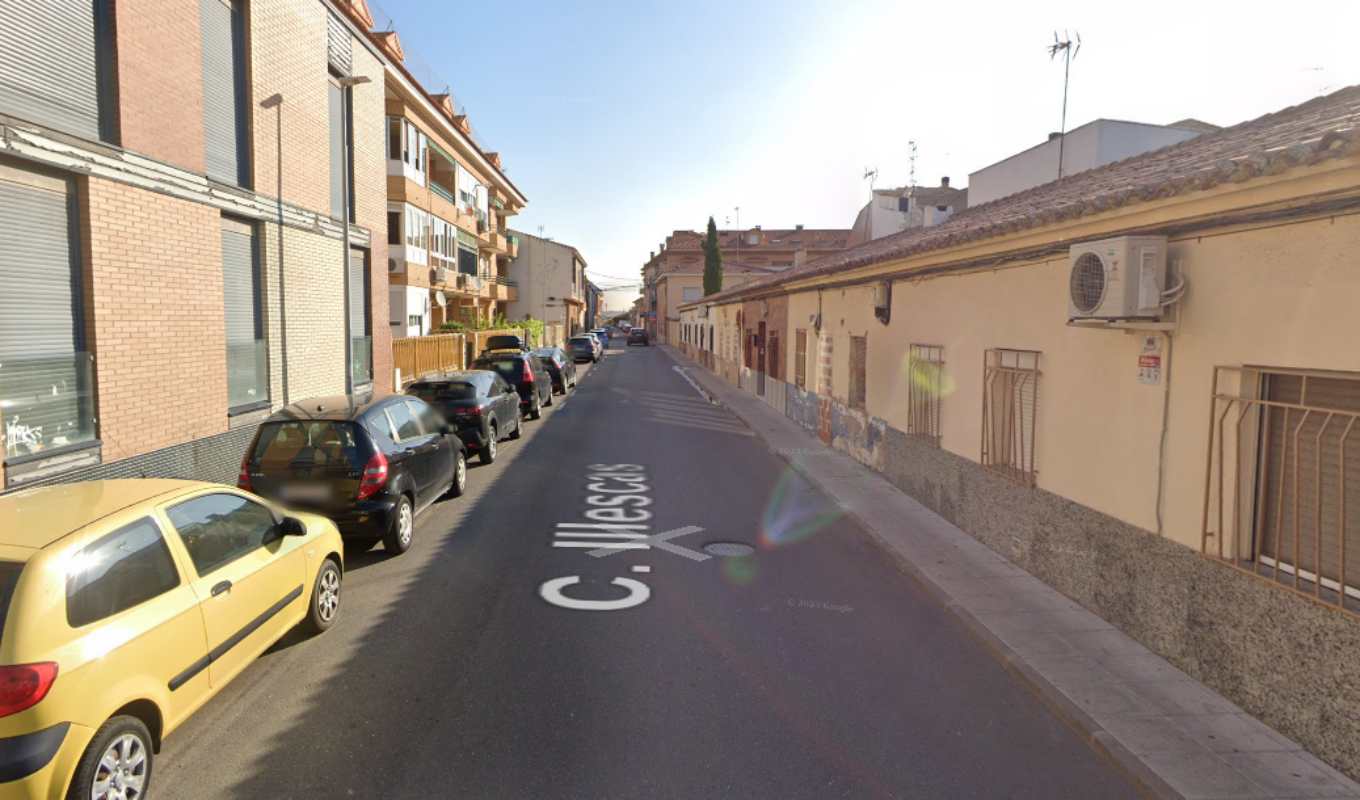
xmin=981 ymin=348 xmax=1040 ymax=486
xmin=1201 ymin=366 xmax=1360 ymax=614
xmin=908 ymin=344 xmax=944 ymax=444
xmin=794 ymin=329 xmax=807 ymax=390
xmin=849 ymin=336 xmax=867 ymax=411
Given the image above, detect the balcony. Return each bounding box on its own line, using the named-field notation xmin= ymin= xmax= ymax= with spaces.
xmin=493 ymin=275 xmax=517 ymax=302
xmin=505 ymin=234 xmax=519 ymax=258
xmin=483 ymin=231 xmax=509 ymax=255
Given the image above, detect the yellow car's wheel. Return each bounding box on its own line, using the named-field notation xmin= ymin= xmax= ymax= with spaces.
xmin=67 ymin=716 xmax=152 ymax=800
xmin=303 ymin=558 xmax=342 ymax=635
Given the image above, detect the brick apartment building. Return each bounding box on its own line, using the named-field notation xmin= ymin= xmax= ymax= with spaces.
xmin=640 ymin=226 xmax=849 ymax=344
xmin=0 ymin=0 xmax=392 ymax=490
xmin=377 ymin=27 xmax=527 ymax=339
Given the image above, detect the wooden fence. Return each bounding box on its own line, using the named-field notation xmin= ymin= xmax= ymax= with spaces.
xmin=391 ymin=325 xmax=571 ymax=387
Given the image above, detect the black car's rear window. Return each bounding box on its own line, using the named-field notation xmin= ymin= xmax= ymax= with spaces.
xmin=475 ymin=358 xmax=523 ymax=380
xmin=252 ymin=421 xmax=363 ymax=468
xmin=410 ymin=381 xmax=480 ymax=402
xmin=569 ymin=338 xmax=593 ymax=346
xmin=0 ymin=562 xmax=23 ymax=642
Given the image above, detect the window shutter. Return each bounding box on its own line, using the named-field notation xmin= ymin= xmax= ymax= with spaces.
xmin=348 ymin=248 xmax=369 ymax=337
xmin=221 ymin=218 xmax=263 ymax=407
xmin=326 ymin=12 xmax=352 ymax=75
xmin=0 ymin=0 xmax=102 ymax=140
xmin=200 ymin=0 xmax=249 ymax=186
xmin=0 ymin=166 xmax=89 ymax=459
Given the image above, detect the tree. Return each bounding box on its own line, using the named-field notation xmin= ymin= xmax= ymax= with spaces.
xmin=702 ymin=216 xmax=723 ymax=295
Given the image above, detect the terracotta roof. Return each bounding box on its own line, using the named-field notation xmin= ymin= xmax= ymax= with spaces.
xmin=696 ymin=85 xmax=1360 ymax=305
xmin=661 ymin=228 xmax=850 ymax=251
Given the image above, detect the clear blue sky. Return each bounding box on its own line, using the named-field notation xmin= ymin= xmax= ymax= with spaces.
xmin=374 ymin=0 xmax=1360 ymax=306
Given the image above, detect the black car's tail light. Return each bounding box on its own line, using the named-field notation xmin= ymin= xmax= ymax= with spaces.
xmin=358 ymin=451 xmax=389 ymax=500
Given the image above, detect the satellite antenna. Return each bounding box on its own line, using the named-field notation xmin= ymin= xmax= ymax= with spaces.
xmin=908 ymin=140 xmax=918 ymax=188
xmin=1048 ymin=30 xmax=1081 ymax=179
xmin=862 ymin=167 xmax=878 ymax=190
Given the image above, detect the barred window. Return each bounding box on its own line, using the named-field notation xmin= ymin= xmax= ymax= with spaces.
xmin=794 ymin=329 xmax=807 ymax=389
xmin=907 ymin=344 xmax=944 ymax=444
xmin=849 ymin=336 xmax=867 ymax=411
xmin=981 ymin=349 xmax=1040 ymax=486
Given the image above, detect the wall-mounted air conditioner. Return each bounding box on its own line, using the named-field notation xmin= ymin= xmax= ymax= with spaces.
xmin=1067 ymin=235 xmax=1167 ymax=322
xmin=433 ymin=267 xmax=450 ymax=285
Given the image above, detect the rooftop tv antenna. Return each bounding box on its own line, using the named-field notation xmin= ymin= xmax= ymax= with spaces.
xmin=862 ymin=167 xmax=878 ymax=190
xmin=908 ymin=140 xmax=918 ymax=188
xmin=1048 ymin=30 xmax=1081 ymax=179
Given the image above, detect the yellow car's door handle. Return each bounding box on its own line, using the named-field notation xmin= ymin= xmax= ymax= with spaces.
xmin=211 ymin=580 xmax=233 ymax=597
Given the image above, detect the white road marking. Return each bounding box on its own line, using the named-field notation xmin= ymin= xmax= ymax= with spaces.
xmin=671 ymin=365 xmax=716 ymax=403
xmin=631 ymin=565 xmax=652 ymax=573
xmin=588 ymin=525 xmax=711 ymax=562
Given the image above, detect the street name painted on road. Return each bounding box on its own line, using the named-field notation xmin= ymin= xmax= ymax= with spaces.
xmin=538 ymin=464 xmax=710 ymax=611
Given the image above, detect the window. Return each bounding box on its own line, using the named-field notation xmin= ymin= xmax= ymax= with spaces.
xmin=348 ymin=248 xmax=371 ymax=387
xmin=384 ymin=401 xmax=423 ymax=442
xmin=387 ymin=211 xmax=401 ymax=245
xmin=849 ymin=336 xmax=867 ymax=411
xmin=794 ymin=329 xmax=808 ymax=389
xmin=167 ymin=493 xmax=279 ymax=577
xmin=0 ymin=1 xmax=115 ymax=142
xmin=907 ymin=345 xmax=944 ymax=444
xmin=768 ymin=331 xmax=780 ymax=382
xmin=1202 ymin=366 xmax=1360 ymax=613
xmin=222 ymin=217 xmax=267 ymax=410
xmin=0 ymin=162 xmax=97 ymax=465
xmin=387 ymin=117 xmax=401 ymax=160
xmin=981 ymin=348 xmax=1040 ymax=486
xmin=407 ymin=314 xmax=422 ymax=328
xmin=66 ymin=517 xmax=180 ymax=627
xmin=251 ymin=421 xmax=361 ymax=469
xmin=457 ymin=245 xmax=478 ymax=276
xmin=407 ymin=398 xmax=443 ymax=435
xmin=200 ymin=0 xmax=251 ymax=187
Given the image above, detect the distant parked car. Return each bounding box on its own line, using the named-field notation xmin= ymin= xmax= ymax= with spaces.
xmin=472 ymin=351 xmax=554 ymax=419
xmin=591 ymin=329 xmax=610 ymax=350
xmin=568 ymin=335 xmax=599 ymax=363
xmin=532 ymin=346 xmax=578 ymax=394
xmin=241 ymin=394 xmax=466 ymax=555
xmin=408 ymin=370 xmax=522 ymax=464
xmin=0 ymin=479 xmax=345 ymax=800
xmin=627 ymin=328 xmax=650 ymax=346
xmin=481 ymin=334 xmax=526 ymax=354
xmin=592 ymin=327 xmax=611 ymax=342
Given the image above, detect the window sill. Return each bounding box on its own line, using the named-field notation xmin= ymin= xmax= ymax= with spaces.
xmin=4 ymin=440 xmax=102 ymax=489
xmin=228 ymin=401 xmax=271 ymax=430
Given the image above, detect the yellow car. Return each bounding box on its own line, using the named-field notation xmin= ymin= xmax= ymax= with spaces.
xmin=0 ymin=479 xmax=345 ymax=800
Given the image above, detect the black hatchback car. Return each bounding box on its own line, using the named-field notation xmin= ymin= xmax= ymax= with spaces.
xmin=531 ymin=347 xmax=577 ymax=395
xmin=471 ymin=351 xmax=554 ymax=419
xmin=408 ymin=371 xmax=522 ymax=464
xmin=240 ymin=394 xmax=466 ymax=555
xmin=627 ymin=328 xmax=650 ymax=346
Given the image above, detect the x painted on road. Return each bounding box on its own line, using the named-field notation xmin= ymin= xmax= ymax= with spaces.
xmin=587 ymin=525 xmax=711 ymax=561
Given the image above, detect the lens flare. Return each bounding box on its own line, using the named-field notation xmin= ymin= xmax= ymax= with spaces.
xmin=902 ymin=355 xmax=957 ymax=398
xmin=721 ymin=554 xmax=758 ymax=585
xmin=759 ymin=467 xmax=843 ymax=548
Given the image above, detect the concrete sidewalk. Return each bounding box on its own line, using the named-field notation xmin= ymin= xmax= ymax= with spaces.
xmin=661 ymin=345 xmax=1360 ymax=800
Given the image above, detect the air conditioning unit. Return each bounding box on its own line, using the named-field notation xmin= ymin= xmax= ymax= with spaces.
xmin=388 ymin=258 xmax=399 ymax=273
xmin=432 ymin=267 xmax=450 ymax=285
xmin=1067 ymin=235 xmax=1167 ymax=321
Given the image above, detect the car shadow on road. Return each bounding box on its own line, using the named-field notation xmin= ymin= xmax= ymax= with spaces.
xmin=222 ymin=372 xmax=600 ymax=799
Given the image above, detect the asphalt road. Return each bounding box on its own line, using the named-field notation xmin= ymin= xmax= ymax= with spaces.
xmin=156 ymin=340 xmax=1137 ymax=799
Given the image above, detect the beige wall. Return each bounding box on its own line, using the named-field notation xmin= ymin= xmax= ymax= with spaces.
xmin=779 ymin=211 xmax=1360 ymax=550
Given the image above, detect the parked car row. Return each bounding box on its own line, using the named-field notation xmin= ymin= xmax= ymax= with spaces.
xmin=0 ymin=342 xmax=584 ymax=799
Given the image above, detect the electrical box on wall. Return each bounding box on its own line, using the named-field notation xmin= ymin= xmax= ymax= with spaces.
xmin=872 ymin=280 xmax=891 ymax=325
xmin=1067 ymin=235 xmax=1168 ymax=322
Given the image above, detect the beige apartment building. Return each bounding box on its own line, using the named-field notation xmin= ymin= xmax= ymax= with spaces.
xmin=641 ymin=226 xmax=849 ymax=344
xmin=680 ymin=86 xmax=1360 ymax=779
xmin=375 ymin=27 xmax=528 ymax=339
xmin=0 ymin=0 xmax=391 ymax=490
xmin=506 ymin=231 xmax=589 ymax=334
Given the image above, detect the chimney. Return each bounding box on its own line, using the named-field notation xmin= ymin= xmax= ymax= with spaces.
xmin=795 ymin=224 xmax=804 ymax=231
xmin=1048 ymin=131 xmax=1063 ymax=141
xmin=940 ymin=177 xmax=950 ymax=188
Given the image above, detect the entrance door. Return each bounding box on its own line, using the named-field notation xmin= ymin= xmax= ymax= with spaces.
xmin=756 ymin=322 xmax=767 ymax=396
